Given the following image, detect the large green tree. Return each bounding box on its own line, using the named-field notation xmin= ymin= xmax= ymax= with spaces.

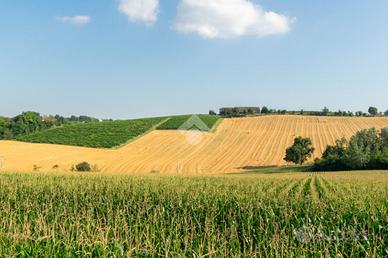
xmin=0 ymin=116 xmax=7 ymax=139
xmin=322 ymin=107 xmax=330 ymax=116
xmin=346 ymin=128 xmax=381 ymax=169
xmin=368 ymin=107 xmax=378 ymax=116
xmin=381 ymin=128 xmax=388 ymax=147
xmin=261 ymin=106 xmax=269 ymax=114
xmin=284 ymin=137 xmax=315 ymax=165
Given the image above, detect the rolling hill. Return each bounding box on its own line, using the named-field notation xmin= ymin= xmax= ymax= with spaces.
xmin=16 ymin=115 xmax=221 ymax=148
xmin=16 ymin=117 xmax=167 ymax=148
xmin=1 ymin=115 xmax=388 ymax=174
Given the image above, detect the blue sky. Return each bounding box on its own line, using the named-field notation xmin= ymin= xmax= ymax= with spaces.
xmin=1 ymin=0 xmax=388 ymax=119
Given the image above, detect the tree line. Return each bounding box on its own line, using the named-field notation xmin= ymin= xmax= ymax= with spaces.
xmin=284 ymin=128 xmax=388 ymax=171
xmin=0 ymin=111 xmax=100 ymax=140
xmin=213 ymin=106 xmax=388 ymax=118
xmin=314 ymin=128 xmax=388 ymax=171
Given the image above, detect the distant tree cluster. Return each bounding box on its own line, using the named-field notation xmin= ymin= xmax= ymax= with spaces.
xmin=304 ymin=107 xmax=378 ymax=117
xmin=368 ymin=107 xmax=378 ymax=116
xmin=0 ymin=111 xmax=99 ymax=140
xmin=0 ymin=112 xmax=46 ymax=139
xmin=260 ymin=106 xmax=285 ymax=114
xmin=217 ymin=106 xmax=387 ymax=118
xmin=218 ymin=106 xmax=288 ymax=117
xmin=314 ymin=128 xmax=388 ymax=171
xmin=68 ymin=115 xmax=99 ymax=123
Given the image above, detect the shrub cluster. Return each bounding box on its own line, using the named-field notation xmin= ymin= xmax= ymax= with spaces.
xmin=74 ymin=162 xmax=92 ymax=172
xmin=71 ymin=162 xmax=101 ymax=172
xmin=314 ymin=128 xmax=388 ymax=171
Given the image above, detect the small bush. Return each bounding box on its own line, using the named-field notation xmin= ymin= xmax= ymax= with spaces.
xmin=75 ymin=162 xmax=92 ymax=172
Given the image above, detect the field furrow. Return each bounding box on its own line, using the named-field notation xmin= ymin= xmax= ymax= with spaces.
xmin=310 ymin=176 xmax=320 ymax=202
xmin=286 ymin=178 xmax=304 ymax=198
xmin=302 ymin=178 xmax=312 ymax=199
xmin=313 ymin=176 xmax=326 ymax=201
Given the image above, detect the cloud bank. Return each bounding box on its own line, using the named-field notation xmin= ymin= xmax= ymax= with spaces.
xmin=173 ymin=0 xmax=292 ymax=39
xmin=118 ymin=0 xmax=159 ymax=25
xmin=57 ymin=16 xmax=91 ymax=25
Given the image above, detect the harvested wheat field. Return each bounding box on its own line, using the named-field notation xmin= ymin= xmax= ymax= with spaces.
xmin=1 ymin=115 xmax=388 ymax=174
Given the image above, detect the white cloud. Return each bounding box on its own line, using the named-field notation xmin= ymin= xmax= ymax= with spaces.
xmin=173 ymin=0 xmax=293 ymax=39
xmin=57 ymin=16 xmax=91 ymax=25
xmin=118 ymin=0 xmax=159 ymax=25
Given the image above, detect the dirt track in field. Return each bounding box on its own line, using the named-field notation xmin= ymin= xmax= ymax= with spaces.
xmin=1 ymin=115 xmax=388 ymax=174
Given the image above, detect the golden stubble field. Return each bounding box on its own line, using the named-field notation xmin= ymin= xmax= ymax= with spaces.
xmin=1 ymin=115 xmax=388 ymax=174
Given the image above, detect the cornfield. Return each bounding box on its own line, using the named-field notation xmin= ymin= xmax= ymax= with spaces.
xmin=0 ymin=171 xmax=387 ymax=256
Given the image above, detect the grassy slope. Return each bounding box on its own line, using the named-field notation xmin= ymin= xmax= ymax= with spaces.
xmin=0 ymin=171 xmax=387 ymax=256
xmin=17 ymin=117 xmax=166 ymax=148
xmin=15 ymin=114 xmax=221 ymax=148
xmin=157 ymin=114 xmax=221 ymax=131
